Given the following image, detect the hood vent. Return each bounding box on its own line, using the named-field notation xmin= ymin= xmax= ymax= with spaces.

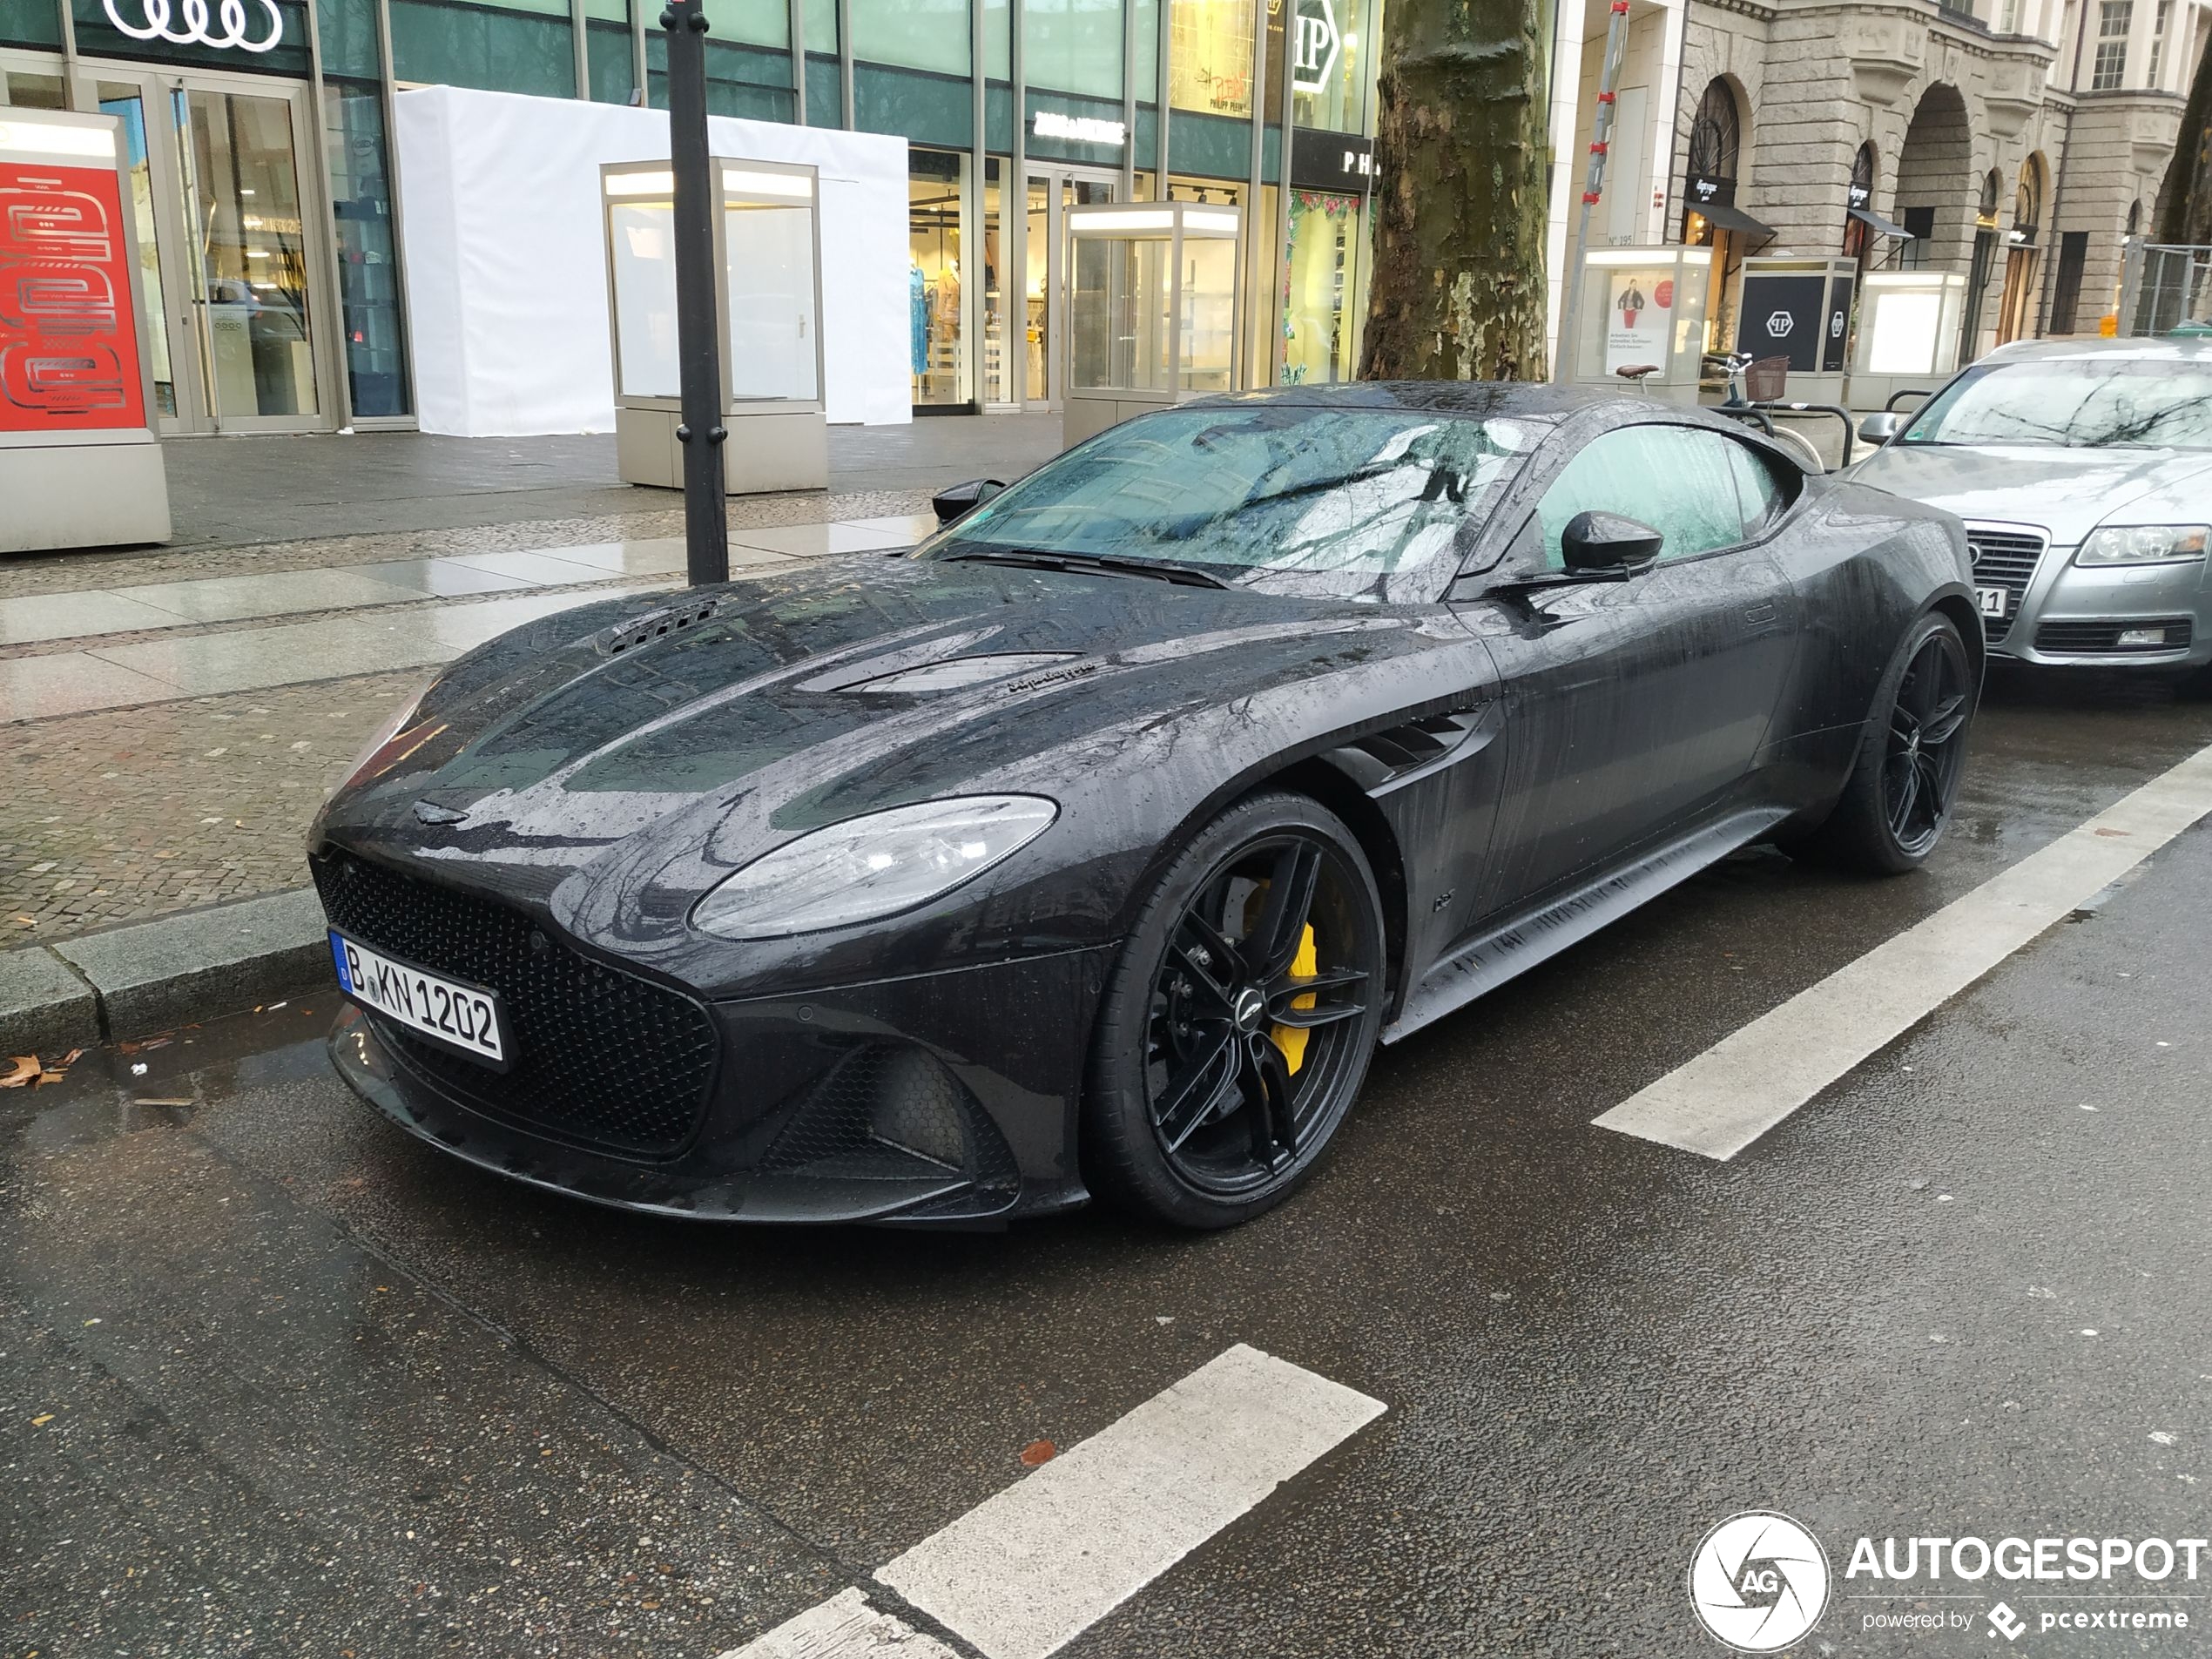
xmin=839 ymin=651 xmax=1083 ymax=695
xmin=599 ymin=599 xmax=721 ymax=657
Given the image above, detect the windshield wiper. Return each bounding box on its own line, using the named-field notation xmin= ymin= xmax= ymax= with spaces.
xmin=940 ymin=549 xmax=1233 ymax=590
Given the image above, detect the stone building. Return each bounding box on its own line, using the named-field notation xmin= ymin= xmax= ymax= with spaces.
xmin=1662 ymin=0 xmax=2209 ymax=361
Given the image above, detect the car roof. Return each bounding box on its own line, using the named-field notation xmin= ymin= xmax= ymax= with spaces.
xmin=1976 ymin=334 xmax=2212 ymax=365
xmin=1184 ymin=381 xmax=1603 ymax=420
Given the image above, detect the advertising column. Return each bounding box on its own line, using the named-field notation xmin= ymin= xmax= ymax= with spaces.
xmin=0 ymin=105 xmax=171 ymax=553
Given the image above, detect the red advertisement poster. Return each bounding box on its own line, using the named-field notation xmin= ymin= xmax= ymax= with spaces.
xmin=0 ymin=158 xmax=148 ymax=435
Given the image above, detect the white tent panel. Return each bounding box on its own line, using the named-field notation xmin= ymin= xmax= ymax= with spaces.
xmin=392 ymin=86 xmax=911 ymax=435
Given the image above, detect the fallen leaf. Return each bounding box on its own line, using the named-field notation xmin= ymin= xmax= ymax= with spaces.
xmin=0 ymin=1056 xmax=41 ymax=1089
xmin=2094 ymin=827 xmax=2131 ymax=838
xmin=30 ymin=1413 xmax=53 ymax=1426
xmin=1020 ymin=1439 xmax=1056 ymax=1467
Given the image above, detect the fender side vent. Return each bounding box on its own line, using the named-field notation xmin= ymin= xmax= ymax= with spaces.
xmin=601 ymin=599 xmax=720 ymax=656
xmin=1330 ymin=705 xmax=1493 ymax=792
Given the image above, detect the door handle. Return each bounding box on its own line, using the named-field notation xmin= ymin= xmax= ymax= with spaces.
xmin=1743 ymin=602 xmax=1778 ymax=626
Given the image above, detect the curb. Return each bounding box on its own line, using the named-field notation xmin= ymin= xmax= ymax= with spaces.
xmin=0 ymin=887 xmax=332 ymax=1055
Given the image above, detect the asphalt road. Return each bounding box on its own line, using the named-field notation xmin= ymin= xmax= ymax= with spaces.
xmin=5 ymin=667 xmax=2210 ymax=1659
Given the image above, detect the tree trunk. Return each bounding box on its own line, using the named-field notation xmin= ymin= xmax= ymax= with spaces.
xmin=1358 ymin=0 xmax=1553 ymax=381
xmin=2155 ymin=33 xmax=2212 ymax=243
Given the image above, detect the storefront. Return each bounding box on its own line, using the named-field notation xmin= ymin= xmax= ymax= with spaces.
xmin=2 ymin=0 xmax=1378 ymax=428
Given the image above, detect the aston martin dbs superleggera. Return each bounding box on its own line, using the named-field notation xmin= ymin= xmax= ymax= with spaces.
xmin=313 ymin=384 xmax=1980 ymax=1230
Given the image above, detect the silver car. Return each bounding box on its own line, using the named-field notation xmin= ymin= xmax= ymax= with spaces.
xmin=1853 ymin=337 xmax=2212 ymax=674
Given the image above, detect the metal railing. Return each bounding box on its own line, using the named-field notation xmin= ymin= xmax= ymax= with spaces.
xmin=2117 ymin=239 xmax=2212 ymax=336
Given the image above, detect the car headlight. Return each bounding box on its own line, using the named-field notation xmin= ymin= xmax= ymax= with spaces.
xmin=691 ymin=795 xmax=1059 ymax=940
xmin=2074 ymin=525 xmax=2210 ymax=566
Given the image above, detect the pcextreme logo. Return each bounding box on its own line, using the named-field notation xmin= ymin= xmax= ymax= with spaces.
xmin=1689 ymin=1511 xmax=1831 ymax=1652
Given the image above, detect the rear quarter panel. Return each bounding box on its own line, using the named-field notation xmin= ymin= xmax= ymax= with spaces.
xmin=1762 ymin=475 xmax=1976 ymax=809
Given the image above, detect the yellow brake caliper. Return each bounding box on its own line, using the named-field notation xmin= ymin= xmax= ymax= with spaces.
xmin=1270 ymin=924 xmax=1318 ymax=1075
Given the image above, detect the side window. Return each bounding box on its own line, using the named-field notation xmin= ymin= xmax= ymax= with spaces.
xmin=1723 ymin=439 xmax=1792 ymax=541
xmin=1533 ymin=426 xmax=1748 ymax=568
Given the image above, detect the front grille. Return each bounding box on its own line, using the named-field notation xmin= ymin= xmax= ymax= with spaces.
xmin=313 ymin=851 xmax=718 ymax=1157
xmin=1965 ymin=528 xmax=2047 ymax=644
xmin=2034 ymin=617 xmax=2195 ymax=655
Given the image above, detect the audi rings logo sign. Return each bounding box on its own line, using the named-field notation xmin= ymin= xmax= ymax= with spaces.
xmin=1689 ymin=1512 xmax=1831 ymax=1652
xmin=102 ymin=0 xmax=284 ymax=52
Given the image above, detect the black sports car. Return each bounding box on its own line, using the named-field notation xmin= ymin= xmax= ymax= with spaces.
xmin=312 ymin=384 xmax=1980 ymax=1230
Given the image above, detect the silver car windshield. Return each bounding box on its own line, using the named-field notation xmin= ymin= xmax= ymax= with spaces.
xmin=1903 ymin=358 xmax=2212 ymax=451
xmin=923 ymin=406 xmax=1537 ymax=603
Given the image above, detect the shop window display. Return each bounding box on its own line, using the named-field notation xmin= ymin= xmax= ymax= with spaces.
xmin=1169 ymin=0 xmax=1257 ymax=115
xmin=909 ymin=151 xmax=967 ymax=406
xmin=1283 ymin=190 xmax=1363 ymax=383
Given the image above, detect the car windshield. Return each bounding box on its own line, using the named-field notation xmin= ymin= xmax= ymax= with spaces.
xmin=921 ymin=405 xmax=1538 ymax=603
xmin=1901 ymin=357 xmax=2212 ymax=450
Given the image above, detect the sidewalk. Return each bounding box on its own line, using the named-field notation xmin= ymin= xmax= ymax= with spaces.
xmin=0 ymin=415 xmax=1060 ymax=962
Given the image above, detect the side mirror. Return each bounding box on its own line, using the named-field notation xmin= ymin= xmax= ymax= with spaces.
xmin=932 ymin=478 xmax=1006 ymax=526
xmin=1858 ymin=412 xmax=1901 ymax=446
xmin=1561 ymin=510 xmax=1663 ymax=576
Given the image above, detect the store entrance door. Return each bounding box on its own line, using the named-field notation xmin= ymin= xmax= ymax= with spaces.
xmin=1022 ymin=166 xmax=1117 ymax=412
xmin=78 ymin=64 xmax=333 ymax=434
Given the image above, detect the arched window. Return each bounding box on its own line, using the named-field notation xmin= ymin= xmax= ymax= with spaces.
xmin=1843 ymin=141 xmax=1878 ymax=256
xmin=1682 ymin=79 xmax=1743 ymax=244
xmin=1687 ymin=80 xmax=1742 ymax=181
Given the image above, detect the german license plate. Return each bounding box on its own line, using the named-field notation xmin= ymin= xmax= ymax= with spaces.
xmin=1976 ymin=585 xmax=2008 ymax=619
xmin=330 ymin=930 xmax=506 ymax=1066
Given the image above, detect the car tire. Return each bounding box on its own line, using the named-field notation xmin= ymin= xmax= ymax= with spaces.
xmin=1082 ymin=791 xmax=1387 ymax=1230
xmin=1797 ymin=610 xmax=1978 ymax=875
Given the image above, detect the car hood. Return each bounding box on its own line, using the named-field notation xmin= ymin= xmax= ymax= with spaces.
xmin=314 ymin=552 xmax=1462 ymax=914
xmin=1852 ymin=443 xmax=2212 ymax=544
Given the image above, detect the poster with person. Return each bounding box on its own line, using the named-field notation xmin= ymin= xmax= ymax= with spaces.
xmin=1603 ymin=270 xmax=1676 ymax=377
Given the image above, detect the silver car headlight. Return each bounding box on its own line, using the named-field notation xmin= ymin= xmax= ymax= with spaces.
xmin=691 ymin=795 xmax=1059 ymax=941
xmin=2073 ymin=525 xmax=2210 ymax=567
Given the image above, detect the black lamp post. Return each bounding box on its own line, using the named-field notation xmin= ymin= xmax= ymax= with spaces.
xmin=659 ymin=0 xmax=731 ymax=586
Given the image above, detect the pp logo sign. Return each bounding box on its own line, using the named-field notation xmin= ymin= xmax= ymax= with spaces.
xmin=1689 ymin=1512 xmax=1831 ymax=1651
xmin=1765 ymin=311 xmax=1795 ymax=340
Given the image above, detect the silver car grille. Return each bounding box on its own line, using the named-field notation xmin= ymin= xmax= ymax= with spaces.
xmin=1965 ymin=527 xmax=2047 ymax=644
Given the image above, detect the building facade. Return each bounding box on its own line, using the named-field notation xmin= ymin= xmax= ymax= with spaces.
xmin=0 ymin=0 xmax=1386 ymax=434
xmin=1664 ymin=0 xmax=2208 ymax=365
xmin=3 ymin=0 xmax=2200 ymax=439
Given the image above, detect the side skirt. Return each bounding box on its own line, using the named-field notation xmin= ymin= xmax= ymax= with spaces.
xmin=1381 ymin=807 xmax=1791 ymax=1043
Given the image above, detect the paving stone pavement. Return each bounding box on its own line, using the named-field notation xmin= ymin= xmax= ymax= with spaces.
xmin=0 ymin=672 xmax=418 ymax=941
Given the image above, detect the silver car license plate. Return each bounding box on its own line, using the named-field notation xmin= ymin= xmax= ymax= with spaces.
xmin=331 ymin=929 xmax=506 ymax=1065
xmin=1975 ymin=585 xmax=2007 ymax=619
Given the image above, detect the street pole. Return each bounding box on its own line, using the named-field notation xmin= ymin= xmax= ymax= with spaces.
xmin=661 ymin=0 xmax=731 ymax=586
xmin=1553 ymin=0 xmax=1632 ymax=383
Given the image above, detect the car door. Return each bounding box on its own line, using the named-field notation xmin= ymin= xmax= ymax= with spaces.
xmin=1455 ymin=421 xmax=1801 ymax=918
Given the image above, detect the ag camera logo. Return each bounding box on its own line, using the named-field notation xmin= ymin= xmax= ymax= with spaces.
xmin=1689 ymin=1511 xmax=1831 ymax=1651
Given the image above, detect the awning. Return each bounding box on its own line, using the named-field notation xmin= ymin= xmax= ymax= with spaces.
xmin=1848 ymin=205 xmax=1915 ymax=239
xmin=1693 ymin=200 xmax=1776 ymax=237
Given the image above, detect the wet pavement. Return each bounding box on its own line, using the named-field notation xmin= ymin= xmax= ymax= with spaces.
xmin=4 ymin=670 xmax=2210 ymax=1658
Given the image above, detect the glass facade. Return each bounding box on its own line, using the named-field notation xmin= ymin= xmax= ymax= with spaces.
xmin=0 ymin=0 xmax=1379 ymax=422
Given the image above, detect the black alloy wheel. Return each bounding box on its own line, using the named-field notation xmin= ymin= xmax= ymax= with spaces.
xmin=1085 ymin=792 xmax=1387 ymax=1229
xmin=1797 ymin=610 xmax=1978 ymax=875
xmin=1885 ymin=624 xmax=1974 ymax=859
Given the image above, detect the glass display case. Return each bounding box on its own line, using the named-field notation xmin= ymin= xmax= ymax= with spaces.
xmin=1733 ymin=255 xmax=1857 ymax=406
xmin=1063 ymin=202 xmax=1241 ymax=447
xmin=1563 ymin=246 xmax=1712 ymax=407
xmin=601 ymin=157 xmax=827 ymax=495
xmin=0 ymin=105 xmax=171 ymax=552
xmin=1850 ymin=270 xmax=1966 ymax=415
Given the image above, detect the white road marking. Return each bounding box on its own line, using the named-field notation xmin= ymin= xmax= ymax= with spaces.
xmin=718 ymin=1588 xmax=959 ymax=1658
xmin=722 ymin=1345 xmax=1383 ymax=1659
xmin=1594 ymin=739 xmax=2212 ymax=1161
xmin=873 ymin=1344 xmax=1384 ymax=1659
